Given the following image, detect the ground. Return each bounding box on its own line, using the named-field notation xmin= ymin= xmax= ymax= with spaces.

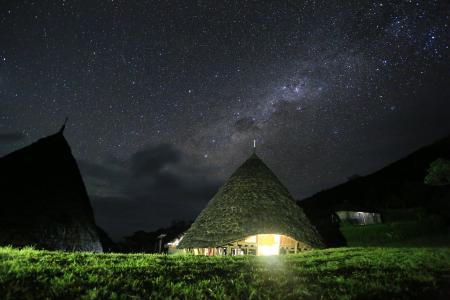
xmin=339 ymin=221 xmax=450 ymax=247
xmin=1 ymin=246 xmax=450 ymax=299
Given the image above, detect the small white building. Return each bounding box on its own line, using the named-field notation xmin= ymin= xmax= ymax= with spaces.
xmin=336 ymin=211 xmax=382 ymax=225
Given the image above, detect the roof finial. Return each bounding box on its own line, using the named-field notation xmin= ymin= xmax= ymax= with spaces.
xmin=253 ymin=139 xmax=256 ymax=152
xmin=59 ymin=117 xmax=68 ymax=133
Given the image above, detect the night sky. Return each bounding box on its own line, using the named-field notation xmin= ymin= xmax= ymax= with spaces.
xmin=1 ymin=1 xmax=449 ymax=239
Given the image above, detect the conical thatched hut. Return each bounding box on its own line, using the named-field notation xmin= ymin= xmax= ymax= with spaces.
xmin=177 ymin=153 xmax=324 ymax=255
xmin=0 ymin=128 xmax=103 ymax=252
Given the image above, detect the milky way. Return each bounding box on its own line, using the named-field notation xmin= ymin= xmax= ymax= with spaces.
xmin=1 ymin=1 xmax=449 ymax=238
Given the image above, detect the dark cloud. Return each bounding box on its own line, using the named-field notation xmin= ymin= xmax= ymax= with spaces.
xmin=78 ymin=143 xmax=219 ymax=240
xmin=0 ymin=132 xmax=25 ymax=143
xmin=79 ymin=160 xmax=120 ymax=180
xmin=0 ymin=131 xmax=27 ymax=157
xmin=130 ymin=143 xmax=181 ymax=176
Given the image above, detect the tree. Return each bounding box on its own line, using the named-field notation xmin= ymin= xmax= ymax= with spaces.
xmin=424 ymin=158 xmax=450 ymax=186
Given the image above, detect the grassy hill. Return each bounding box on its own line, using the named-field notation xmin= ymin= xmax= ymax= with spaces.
xmin=340 ymin=222 xmax=450 ymax=247
xmin=339 ymin=209 xmax=450 ymax=247
xmin=1 ymin=246 xmax=450 ymax=299
xmin=299 ymin=135 xmax=450 ymax=247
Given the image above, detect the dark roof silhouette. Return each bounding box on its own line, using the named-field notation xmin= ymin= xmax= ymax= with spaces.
xmin=178 ymin=153 xmax=324 ymax=249
xmin=0 ymin=131 xmax=102 ymax=251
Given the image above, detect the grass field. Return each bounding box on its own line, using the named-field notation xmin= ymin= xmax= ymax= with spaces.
xmin=339 ymin=213 xmax=450 ymax=247
xmin=1 ymin=246 xmax=450 ymax=299
xmin=340 ymin=222 xmax=450 ymax=247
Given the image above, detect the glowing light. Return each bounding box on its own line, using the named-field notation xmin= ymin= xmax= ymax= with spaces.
xmin=258 ymin=245 xmax=279 ymax=256
xmin=168 ymin=235 xmax=183 ymax=247
xmin=257 ymin=234 xmax=281 ymax=256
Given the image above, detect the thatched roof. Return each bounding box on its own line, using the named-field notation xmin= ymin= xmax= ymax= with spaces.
xmin=178 ymin=153 xmax=324 ymax=249
xmin=0 ymin=131 xmax=103 ymax=252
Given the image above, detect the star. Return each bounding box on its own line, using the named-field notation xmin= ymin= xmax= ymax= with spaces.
xmin=1 ymin=0 xmax=448 ymax=238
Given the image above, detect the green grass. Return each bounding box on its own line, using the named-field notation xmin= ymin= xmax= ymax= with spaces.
xmin=1 ymin=246 xmax=450 ymax=299
xmin=339 ymin=218 xmax=450 ymax=247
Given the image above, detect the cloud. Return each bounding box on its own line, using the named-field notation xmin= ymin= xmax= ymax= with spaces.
xmin=78 ymin=159 xmax=127 ymax=198
xmin=0 ymin=132 xmax=25 ymax=143
xmin=130 ymin=143 xmax=180 ymax=176
xmin=78 ymin=143 xmax=220 ymax=239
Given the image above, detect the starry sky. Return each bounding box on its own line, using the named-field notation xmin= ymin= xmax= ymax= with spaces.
xmin=1 ymin=1 xmax=449 ymax=239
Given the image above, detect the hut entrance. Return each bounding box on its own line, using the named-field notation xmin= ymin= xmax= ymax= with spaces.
xmin=180 ymin=233 xmax=310 ymax=256
xmin=218 ymin=234 xmax=308 ymax=256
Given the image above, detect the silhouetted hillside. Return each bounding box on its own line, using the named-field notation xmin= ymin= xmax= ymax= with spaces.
xmin=118 ymin=221 xmax=192 ymax=253
xmin=0 ymin=130 xmax=102 ymax=251
xmin=298 ymin=134 xmax=450 ymax=246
